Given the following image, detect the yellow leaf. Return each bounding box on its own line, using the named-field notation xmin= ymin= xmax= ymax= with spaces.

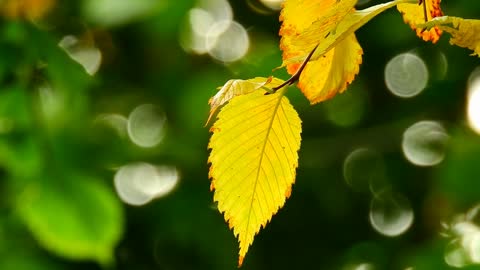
xmin=279 ymin=0 xmax=357 ymax=74
xmin=297 ymin=34 xmax=363 ymax=104
xmin=421 ymin=16 xmax=480 ymax=57
xmin=283 ymin=0 xmax=414 ymax=66
xmin=397 ymin=0 xmax=443 ymax=43
xmin=208 ymin=87 xmax=301 ymax=266
xmin=280 ymin=0 xmax=415 ymax=103
xmin=207 ymin=77 xmax=284 ymax=125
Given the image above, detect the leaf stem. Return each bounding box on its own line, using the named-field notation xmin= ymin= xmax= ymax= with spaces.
xmin=269 ymin=44 xmax=319 ymax=93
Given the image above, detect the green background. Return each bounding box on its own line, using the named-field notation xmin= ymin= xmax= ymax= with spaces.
xmin=1 ymin=0 xmax=480 ymax=269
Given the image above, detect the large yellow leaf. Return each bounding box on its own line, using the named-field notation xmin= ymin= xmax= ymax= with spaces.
xmin=208 ymin=87 xmax=301 ymax=266
xmin=421 ymin=16 xmax=480 ymax=57
xmin=207 ymin=77 xmax=283 ymax=125
xmin=397 ymin=0 xmax=443 ymax=43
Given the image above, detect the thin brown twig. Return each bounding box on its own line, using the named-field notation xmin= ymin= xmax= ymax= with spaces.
xmin=268 ymin=44 xmax=320 ymax=94
xmin=420 ymin=0 xmax=428 ymax=23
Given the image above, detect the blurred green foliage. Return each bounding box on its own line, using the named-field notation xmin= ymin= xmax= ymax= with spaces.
xmin=0 ymin=0 xmax=480 ymax=269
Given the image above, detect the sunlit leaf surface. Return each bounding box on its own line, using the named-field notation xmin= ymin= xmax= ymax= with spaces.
xmin=208 ymin=87 xmax=301 ymax=266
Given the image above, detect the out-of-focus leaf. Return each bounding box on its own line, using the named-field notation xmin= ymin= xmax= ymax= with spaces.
xmin=0 ymin=252 xmax=63 ymax=270
xmin=438 ymin=128 xmax=480 ymax=206
xmin=207 ymin=77 xmax=284 ymax=125
xmin=422 ymin=16 xmax=480 ymax=57
xmin=0 ymin=138 xmax=42 ymax=180
xmin=17 ymin=174 xmax=124 ymax=264
xmin=397 ymin=0 xmax=443 ymax=43
xmin=1 ymin=0 xmax=56 ymax=20
xmin=208 ymin=88 xmax=301 ymax=266
xmin=0 ymin=87 xmax=42 ymax=179
xmin=0 ymin=86 xmax=31 ymax=130
xmin=82 ymin=0 xmax=164 ymax=26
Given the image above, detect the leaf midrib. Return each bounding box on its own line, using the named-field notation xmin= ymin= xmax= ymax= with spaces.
xmin=242 ymin=89 xmax=285 ymax=248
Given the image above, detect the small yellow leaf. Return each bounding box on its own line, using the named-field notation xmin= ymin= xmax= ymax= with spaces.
xmin=397 ymin=0 xmax=443 ymax=43
xmin=208 ymin=87 xmax=301 ymax=266
xmin=297 ymin=34 xmax=363 ymax=104
xmin=207 ymin=77 xmax=284 ymax=125
xmin=421 ymin=16 xmax=480 ymax=57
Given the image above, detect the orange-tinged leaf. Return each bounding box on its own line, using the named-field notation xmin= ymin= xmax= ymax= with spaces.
xmin=421 ymin=16 xmax=480 ymax=57
xmin=280 ymin=0 xmax=357 ymax=74
xmin=208 ymin=87 xmax=301 ymax=266
xmin=280 ymin=1 xmax=415 ymax=103
xmin=206 ymin=77 xmax=284 ymax=125
xmin=283 ymin=0 xmax=413 ymax=66
xmin=397 ymin=0 xmax=443 ymax=43
xmin=297 ymin=34 xmax=363 ymax=104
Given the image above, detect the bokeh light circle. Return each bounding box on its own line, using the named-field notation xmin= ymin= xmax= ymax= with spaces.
xmin=385 ymin=53 xmax=428 ymax=98
xmin=343 ymin=148 xmax=386 ymax=193
xmin=369 ymin=192 xmax=414 ymax=237
xmin=467 ymin=67 xmax=480 ymax=134
xmin=114 ymin=162 xmax=160 ymax=206
xmin=259 ymin=0 xmax=284 ymax=10
xmin=402 ymin=121 xmax=449 ymax=167
xmin=114 ymin=163 xmax=179 ymax=206
xmin=127 ymin=104 xmax=167 ymax=148
xmin=445 ymin=240 xmax=470 ymax=268
xmin=206 ymin=20 xmax=249 ymax=63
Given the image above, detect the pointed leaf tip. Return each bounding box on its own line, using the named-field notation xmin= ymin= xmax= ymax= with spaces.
xmin=238 ymin=256 xmax=244 ymax=267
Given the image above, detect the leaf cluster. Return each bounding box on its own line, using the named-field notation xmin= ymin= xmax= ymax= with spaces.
xmin=207 ymin=0 xmax=480 ymax=266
